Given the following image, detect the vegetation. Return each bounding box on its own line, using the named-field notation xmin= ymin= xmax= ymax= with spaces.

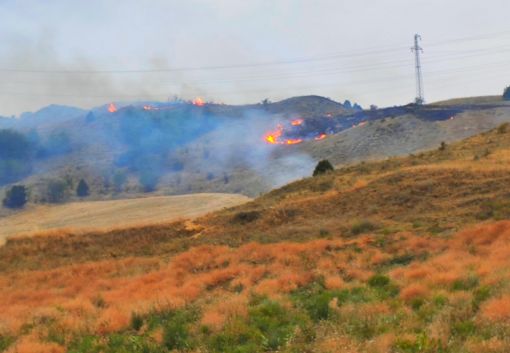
xmin=503 ymin=86 xmax=510 ymax=100
xmin=46 ymin=179 xmax=68 ymax=203
xmin=76 ymin=179 xmax=90 ymax=198
xmin=2 ymin=185 xmax=27 ymax=209
xmin=5 ymin=125 xmax=510 ymax=351
xmin=0 ymin=129 xmax=33 ymax=185
xmin=312 ymin=159 xmax=334 ymax=176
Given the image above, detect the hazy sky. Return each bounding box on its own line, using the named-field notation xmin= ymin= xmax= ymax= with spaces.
xmin=0 ymin=0 xmax=509 ymax=115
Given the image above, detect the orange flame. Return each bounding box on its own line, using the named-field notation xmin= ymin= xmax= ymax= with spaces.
xmin=315 ymin=133 xmax=327 ymax=141
xmin=286 ymin=138 xmax=303 ymax=145
xmin=108 ymin=103 xmax=117 ymax=113
xmin=264 ymin=124 xmax=283 ymax=144
xmin=291 ymin=118 xmax=303 ymax=126
xmin=193 ymin=97 xmax=205 ymax=107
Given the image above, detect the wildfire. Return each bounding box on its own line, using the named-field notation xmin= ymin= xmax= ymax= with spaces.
xmin=286 ymin=138 xmax=303 ymax=145
xmin=108 ymin=103 xmax=117 ymax=113
xmin=315 ymin=133 xmax=327 ymax=141
xmin=143 ymin=105 xmax=155 ymax=111
xmin=264 ymin=124 xmax=283 ymax=144
xmin=193 ymin=97 xmax=205 ymax=107
xmin=291 ymin=118 xmax=304 ymax=126
xmin=264 ymin=124 xmax=304 ymax=145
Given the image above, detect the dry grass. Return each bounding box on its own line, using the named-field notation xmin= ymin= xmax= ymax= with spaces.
xmin=3 ymin=125 xmax=510 ymax=351
xmin=0 ymin=193 xmax=250 ymax=244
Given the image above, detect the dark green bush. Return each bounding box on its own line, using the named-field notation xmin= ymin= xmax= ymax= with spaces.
xmin=351 ymin=220 xmax=377 ymax=235
xmin=76 ymin=179 xmax=90 ymax=197
xmin=46 ymin=179 xmax=68 ymax=203
xmin=313 ymin=159 xmax=334 ymax=176
xmin=130 ymin=312 xmax=143 ymax=331
xmin=2 ymin=185 xmax=27 ymax=208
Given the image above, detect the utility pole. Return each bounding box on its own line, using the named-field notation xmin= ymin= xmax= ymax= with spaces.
xmin=411 ymin=34 xmax=425 ymax=105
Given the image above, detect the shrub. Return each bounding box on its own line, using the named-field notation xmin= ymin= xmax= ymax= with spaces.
xmin=130 ymin=312 xmax=143 ymax=331
xmin=503 ymin=86 xmax=510 ymax=100
xmin=113 ymin=171 xmax=128 ymax=192
xmin=162 ymin=312 xmax=192 ymax=351
xmin=139 ymin=171 xmax=159 ymax=193
xmin=368 ymin=274 xmax=390 ymax=288
xmin=76 ymin=179 xmax=90 ymax=197
xmin=351 ymin=220 xmax=377 ymax=235
xmin=438 ymin=141 xmax=447 ymax=151
xmin=232 ymin=210 xmax=261 ymax=224
xmin=2 ymin=185 xmax=28 ymax=208
xmin=313 ymin=159 xmax=334 ymax=176
xmin=497 ymin=123 xmax=509 ymax=134
xmin=46 ymin=179 xmax=68 ymax=203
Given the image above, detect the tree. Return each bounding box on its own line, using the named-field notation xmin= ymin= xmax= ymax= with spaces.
xmin=76 ymin=179 xmax=90 ymax=197
xmin=139 ymin=171 xmax=159 ymax=192
xmin=313 ymin=159 xmax=334 ymax=176
xmin=3 ymin=185 xmax=27 ymax=208
xmin=504 ymin=86 xmax=510 ymax=101
xmin=46 ymin=179 xmax=67 ymax=203
xmin=113 ymin=171 xmax=128 ymax=192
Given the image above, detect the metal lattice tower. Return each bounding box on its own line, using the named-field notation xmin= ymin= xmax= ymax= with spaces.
xmin=411 ymin=34 xmax=425 ymax=105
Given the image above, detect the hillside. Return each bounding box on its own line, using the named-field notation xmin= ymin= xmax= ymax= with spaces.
xmin=1 ymin=96 xmax=510 ymax=203
xmin=0 ymin=193 xmax=251 ymax=245
xmin=2 ymin=124 xmax=510 ymax=352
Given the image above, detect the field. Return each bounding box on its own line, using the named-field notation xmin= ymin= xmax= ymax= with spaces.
xmin=0 ymin=193 xmax=251 ymax=245
xmin=2 ymin=124 xmax=510 ymax=352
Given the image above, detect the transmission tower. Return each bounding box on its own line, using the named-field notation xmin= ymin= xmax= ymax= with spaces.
xmin=411 ymin=34 xmax=425 ymax=105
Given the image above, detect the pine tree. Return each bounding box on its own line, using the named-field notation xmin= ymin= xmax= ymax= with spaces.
xmin=76 ymin=179 xmax=90 ymax=197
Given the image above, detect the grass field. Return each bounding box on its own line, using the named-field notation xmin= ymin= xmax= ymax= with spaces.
xmin=0 ymin=193 xmax=251 ymax=244
xmin=3 ymin=125 xmax=510 ymax=352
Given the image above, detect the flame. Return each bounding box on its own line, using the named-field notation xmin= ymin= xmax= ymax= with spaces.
xmin=193 ymin=97 xmax=205 ymax=107
xmin=315 ymin=133 xmax=327 ymax=141
xmin=264 ymin=124 xmax=283 ymax=144
xmin=263 ymin=124 xmax=304 ymax=145
xmin=108 ymin=103 xmax=117 ymax=113
xmin=291 ymin=118 xmax=304 ymax=126
xmin=143 ymin=105 xmax=154 ymax=110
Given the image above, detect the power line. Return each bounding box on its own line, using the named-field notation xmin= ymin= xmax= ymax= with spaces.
xmin=0 ymin=29 xmax=508 ymax=75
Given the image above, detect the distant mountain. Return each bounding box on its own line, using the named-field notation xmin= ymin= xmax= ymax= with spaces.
xmin=16 ymin=104 xmax=87 ymax=130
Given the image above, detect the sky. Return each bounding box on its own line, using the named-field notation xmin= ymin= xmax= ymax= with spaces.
xmin=0 ymin=0 xmax=509 ymax=115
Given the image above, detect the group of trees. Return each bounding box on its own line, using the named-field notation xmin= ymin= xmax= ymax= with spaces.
xmin=2 ymin=178 xmax=91 ymax=209
xmin=0 ymin=128 xmax=74 ymax=187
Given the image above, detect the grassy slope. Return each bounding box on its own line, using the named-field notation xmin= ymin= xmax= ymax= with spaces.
xmin=3 ymin=124 xmax=510 ymax=352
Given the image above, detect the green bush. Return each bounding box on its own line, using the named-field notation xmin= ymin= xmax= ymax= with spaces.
xmin=76 ymin=179 xmax=90 ymax=197
xmin=209 ymin=299 xmax=304 ymax=353
xmin=3 ymin=185 xmax=28 ymax=208
xmin=351 ymin=220 xmax=377 ymax=235
xmin=130 ymin=312 xmax=143 ymax=331
xmin=313 ymin=159 xmax=334 ymax=176
xmin=368 ymin=274 xmax=390 ymax=288
xmin=46 ymin=179 xmax=68 ymax=203
xmin=162 ymin=312 xmax=192 ymax=350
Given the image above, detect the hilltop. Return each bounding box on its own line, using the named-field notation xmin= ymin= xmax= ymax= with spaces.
xmin=2 ymin=124 xmax=510 ymax=352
